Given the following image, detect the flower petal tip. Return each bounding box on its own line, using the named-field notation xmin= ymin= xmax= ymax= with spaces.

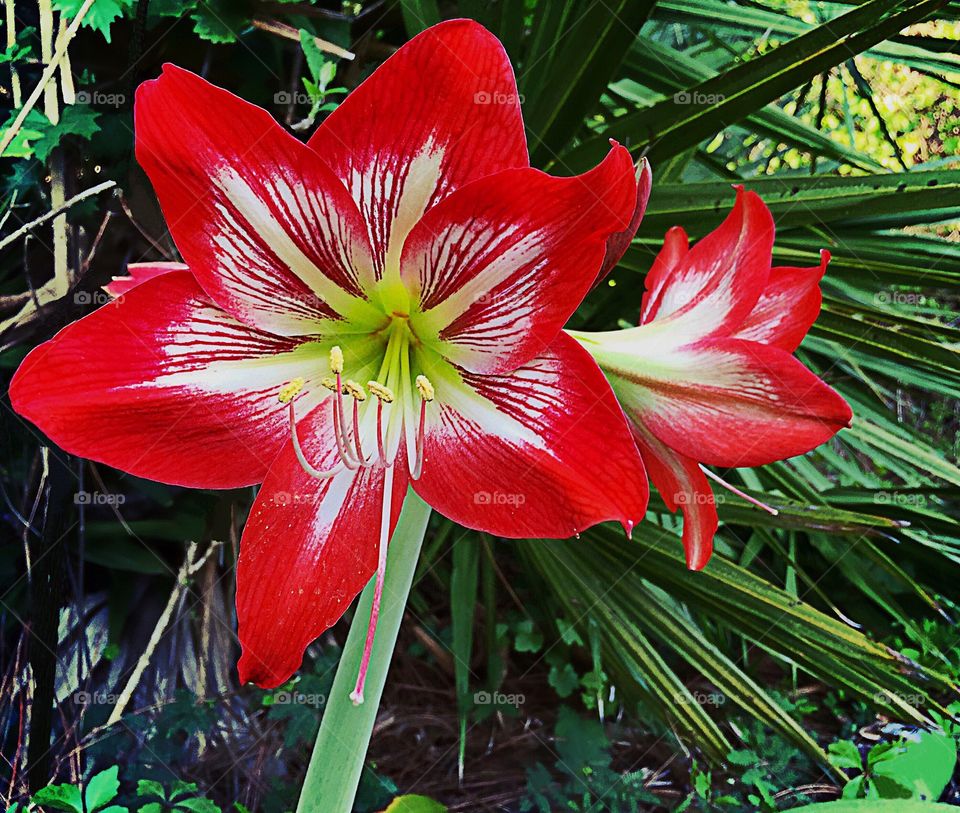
xmin=685 ymin=548 xmax=712 ymax=571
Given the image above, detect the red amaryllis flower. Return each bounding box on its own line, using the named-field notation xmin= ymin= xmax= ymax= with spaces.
xmin=10 ymin=20 xmax=651 ymax=692
xmin=571 ymin=188 xmax=853 ymax=570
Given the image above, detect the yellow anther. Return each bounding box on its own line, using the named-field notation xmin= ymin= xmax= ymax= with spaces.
xmin=367 ymin=381 xmax=395 ymax=403
xmin=415 ymin=375 xmax=435 ymax=402
xmin=278 ymin=378 xmax=305 ymax=404
xmin=344 ymin=379 xmax=367 ymax=401
xmin=321 ymin=376 xmax=349 ymax=395
xmin=329 ymin=345 xmax=344 ymax=374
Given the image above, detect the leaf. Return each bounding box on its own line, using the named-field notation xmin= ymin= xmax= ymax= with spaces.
xmin=85 ymin=766 xmax=121 ymax=812
xmin=383 ymin=795 xmax=446 ymax=813
xmin=190 ymin=0 xmax=246 ymax=43
xmin=31 ymin=784 xmax=83 ymax=813
xmin=513 ymin=619 xmax=543 ymax=653
xmin=872 ymin=733 xmax=957 ymax=801
xmin=548 ymin=662 xmax=579 ymax=698
xmin=791 ymin=801 xmax=958 ymax=811
xmin=136 ymin=780 xmax=166 ymax=800
xmin=554 ymin=706 xmax=611 ymax=772
xmin=31 ymin=105 xmax=101 ymax=162
xmin=53 ymin=0 xmax=132 ymax=42
xmin=450 ymin=534 xmax=479 ymax=778
xmin=828 ymin=740 xmax=863 ymax=771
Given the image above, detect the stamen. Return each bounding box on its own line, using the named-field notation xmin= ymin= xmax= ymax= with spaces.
xmin=288 ymin=401 xmax=342 ymax=480
xmin=367 ymin=381 xmax=395 ymax=403
xmin=699 ymin=465 xmax=779 ymax=516
xmin=321 ymin=376 xmax=346 ymax=395
xmin=410 ymin=398 xmax=427 ymax=480
xmin=329 ymin=345 xmax=344 ymax=374
xmin=415 ymin=375 xmax=435 ymax=402
xmin=345 ymin=381 xmax=374 ymax=467
xmin=368 ymin=381 xmax=395 ymax=468
xmin=351 ymin=463 xmax=395 ymax=705
xmin=332 ymin=371 xmax=360 ymax=470
xmin=278 ymin=377 xmax=305 ymax=404
xmin=410 ymin=376 xmax=433 ymax=480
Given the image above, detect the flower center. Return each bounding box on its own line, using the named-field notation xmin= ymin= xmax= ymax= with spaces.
xmin=277 ymin=318 xmax=436 ymax=706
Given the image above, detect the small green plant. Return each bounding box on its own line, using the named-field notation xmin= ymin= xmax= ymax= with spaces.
xmin=828 ymin=730 xmax=957 ymax=801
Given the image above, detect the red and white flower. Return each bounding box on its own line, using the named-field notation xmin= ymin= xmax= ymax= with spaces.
xmin=570 ymin=188 xmax=853 ymax=570
xmin=10 ymin=21 xmax=651 ymax=691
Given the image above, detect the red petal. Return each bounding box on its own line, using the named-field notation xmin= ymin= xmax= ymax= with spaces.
xmin=640 ymin=187 xmax=774 ymax=340
xmin=403 ymin=144 xmax=638 ymax=374
xmin=597 ymin=157 xmax=652 ymax=284
xmin=135 ymin=65 xmax=381 ymax=335
xmin=104 ymin=261 xmax=187 ymax=297
xmin=10 ymin=272 xmax=311 ymax=488
xmin=413 ymin=332 xmax=648 ymax=537
xmin=625 ymin=337 xmax=853 ymax=468
xmin=632 ymin=424 xmax=717 ymax=570
xmin=236 ymin=407 xmax=408 ymax=688
xmin=732 ymin=250 xmax=829 ymax=352
xmin=308 ymin=20 xmax=528 ymax=279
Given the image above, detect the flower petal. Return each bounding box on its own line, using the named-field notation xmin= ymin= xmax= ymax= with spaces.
xmin=602 ymin=334 xmax=852 ymax=468
xmin=640 ymin=187 xmax=774 ymax=341
xmin=597 ymin=157 xmax=652 ymax=285
xmin=236 ymin=407 xmax=408 ymax=688
xmin=404 ymin=144 xmax=638 ymax=374
xmin=413 ymin=331 xmax=648 ymax=537
xmin=10 ymin=272 xmax=321 ymax=488
xmin=135 ymin=65 xmax=382 ymax=335
xmin=104 ymin=261 xmax=188 ymax=297
xmin=632 ymin=423 xmax=717 ymax=570
xmin=732 ymin=250 xmax=829 ymax=352
xmin=308 ymin=19 xmax=528 ymax=280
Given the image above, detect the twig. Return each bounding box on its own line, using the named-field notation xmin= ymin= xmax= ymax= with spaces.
xmin=0 ymin=0 xmax=94 ymax=157
xmin=105 ymin=539 xmax=221 ymax=727
xmin=4 ymin=0 xmax=21 ymax=107
xmin=251 ymin=18 xmax=355 ymax=60
xmin=0 ymin=180 xmax=115 ymax=252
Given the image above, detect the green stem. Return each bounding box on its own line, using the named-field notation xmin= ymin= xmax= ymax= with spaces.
xmin=296 ymin=489 xmax=432 ymax=813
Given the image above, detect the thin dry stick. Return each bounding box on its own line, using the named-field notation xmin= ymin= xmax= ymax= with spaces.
xmin=105 ymin=540 xmax=221 ymax=727
xmin=0 ymin=0 xmax=93 ymax=157
xmin=39 ymin=0 xmax=69 ymax=294
xmin=0 ymin=180 xmax=115 ymax=252
xmin=56 ymin=16 xmax=76 ymax=104
xmin=251 ymin=18 xmax=355 ymax=59
xmin=4 ymin=0 xmax=20 ymax=107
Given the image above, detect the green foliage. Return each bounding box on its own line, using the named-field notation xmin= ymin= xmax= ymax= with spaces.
xmin=830 ymin=731 xmax=957 ymax=801
xmin=31 ymin=766 xmax=125 ymax=813
xmin=521 ymin=707 xmax=661 ymax=812
xmin=53 ymin=0 xmax=134 ymax=42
